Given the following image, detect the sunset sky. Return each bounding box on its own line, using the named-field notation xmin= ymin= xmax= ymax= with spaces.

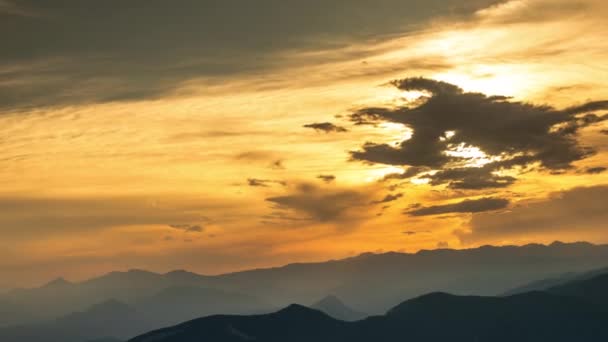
xmin=1 ymin=0 xmax=608 ymax=289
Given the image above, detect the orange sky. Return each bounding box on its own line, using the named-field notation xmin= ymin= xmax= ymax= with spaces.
xmin=1 ymin=0 xmax=607 ymax=289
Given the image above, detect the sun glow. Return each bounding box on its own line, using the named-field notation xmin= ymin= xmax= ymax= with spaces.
xmin=365 ymin=166 xmax=408 ymax=182
xmin=444 ymin=143 xmax=496 ymax=168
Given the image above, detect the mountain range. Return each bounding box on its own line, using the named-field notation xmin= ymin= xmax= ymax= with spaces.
xmin=2 ymin=241 xmax=608 ymax=341
xmin=130 ymin=272 xmax=608 ymax=341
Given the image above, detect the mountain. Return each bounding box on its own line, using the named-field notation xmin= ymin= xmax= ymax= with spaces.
xmin=0 ymin=269 xmax=214 ymax=327
xmin=210 ymin=241 xmax=608 ymax=313
xmin=503 ymin=265 xmax=608 ymax=295
xmin=0 ymin=286 xmax=271 ymax=342
xmin=311 ymin=295 xmax=367 ymax=321
xmin=548 ymin=273 xmax=608 ymax=306
xmin=134 ymin=285 xmax=274 ymax=327
xmin=4 ymin=241 xmax=608 ymax=327
xmin=129 ymin=290 xmax=608 ymax=342
xmin=0 ymin=298 xmax=35 ymax=328
xmin=0 ymin=299 xmax=148 ymax=342
xmin=130 ymin=305 xmax=346 ymax=342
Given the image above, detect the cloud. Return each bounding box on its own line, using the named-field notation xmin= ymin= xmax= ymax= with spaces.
xmin=270 ymin=159 xmax=285 ymax=170
xmin=266 ymin=183 xmax=370 ymax=222
xmin=317 ymin=174 xmax=336 ymax=183
xmin=0 ymin=195 xmax=215 ymax=239
xmin=403 ymin=229 xmax=430 ymax=236
xmin=235 ymin=151 xmax=274 ymax=160
xmin=169 ymin=224 xmax=204 ymax=233
xmin=350 ymin=77 xmax=608 ymax=189
xmin=247 ymin=178 xmax=287 ymax=187
xmin=458 ymin=185 xmax=608 ymax=244
xmin=407 ymin=197 xmax=510 ymax=216
xmin=371 ymin=193 xmax=403 ymax=204
xmin=0 ymin=0 xmax=504 ymax=110
xmin=303 ymin=122 xmax=348 ymax=133
xmin=428 ymin=165 xmax=517 ymax=189
xmin=584 ymin=166 xmax=607 ymax=174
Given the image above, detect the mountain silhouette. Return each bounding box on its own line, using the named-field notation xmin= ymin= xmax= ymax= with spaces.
xmin=503 ymin=265 xmax=608 ymax=295
xmin=0 ymin=286 xmax=270 ymax=342
xmin=0 ymin=299 xmax=147 ymax=342
xmin=134 ymin=285 xmax=273 ymax=327
xmin=3 ymin=242 xmax=608 ymax=335
xmin=548 ymin=273 xmax=608 ymax=306
xmin=130 ymin=289 xmax=608 ymax=342
xmin=130 ymin=304 xmax=346 ymax=342
xmin=311 ymin=295 xmax=367 ymax=321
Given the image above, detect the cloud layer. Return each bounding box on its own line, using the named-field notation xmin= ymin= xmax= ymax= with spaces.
xmin=407 ymin=197 xmax=510 ymax=216
xmin=266 ymin=183 xmax=370 ymax=222
xmin=459 ymin=185 xmax=608 ymax=243
xmin=0 ymin=0 xmax=505 ymax=110
xmin=350 ymin=77 xmax=608 ymax=189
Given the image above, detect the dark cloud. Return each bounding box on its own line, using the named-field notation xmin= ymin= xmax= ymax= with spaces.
xmin=0 ymin=0 xmax=505 ymax=110
xmin=459 ymin=185 xmax=608 ymax=244
xmin=371 ymin=193 xmax=403 ymax=204
xmin=247 ymin=178 xmax=287 ymax=187
xmin=270 ymin=159 xmax=285 ymax=170
xmin=403 ymin=229 xmax=430 ymax=235
xmin=584 ymin=167 xmax=607 ymax=174
xmin=303 ymin=122 xmax=349 ymax=133
xmin=350 ymin=77 xmax=608 ymax=189
xmin=235 ymin=151 xmax=274 ymax=160
xmin=317 ymin=174 xmax=336 ymax=183
xmin=266 ymin=183 xmax=370 ymax=222
xmin=600 ymin=129 xmax=608 ymax=135
xmin=428 ymin=165 xmax=517 ymax=189
xmin=169 ymin=224 xmax=204 ymax=233
xmin=407 ymin=197 xmax=509 ymax=216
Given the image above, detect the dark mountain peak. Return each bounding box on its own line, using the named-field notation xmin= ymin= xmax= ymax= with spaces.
xmin=549 ymin=240 xmax=594 ymax=248
xmin=164 ymin=269 xmax=196 ymax=276
xmin=43 ymin=277 xmax=73 ymax=288
xmin=280 ymin=303 xmax=314 ymax=312
xmin=126 ymin=269 xmax=156 ymax=276
xmin=387 ymin=292 xmax=486 ymax=316
xmin=163 ymin=269 xmax=206 ymax=281
xmin=277 ymin=304 xmax=325 ymax=318
xmin=352 ymin=251 xmax=378 ymax=259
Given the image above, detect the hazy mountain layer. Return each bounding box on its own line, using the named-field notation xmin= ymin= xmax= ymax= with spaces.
xmin=3 ymin=241 xmax=608 ymax=341
xmin=130 ymin=289 xmax=608 ymax=342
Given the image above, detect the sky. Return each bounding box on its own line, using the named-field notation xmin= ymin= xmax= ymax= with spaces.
xmin=1 ymin=0 xmax=608 ymax=289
